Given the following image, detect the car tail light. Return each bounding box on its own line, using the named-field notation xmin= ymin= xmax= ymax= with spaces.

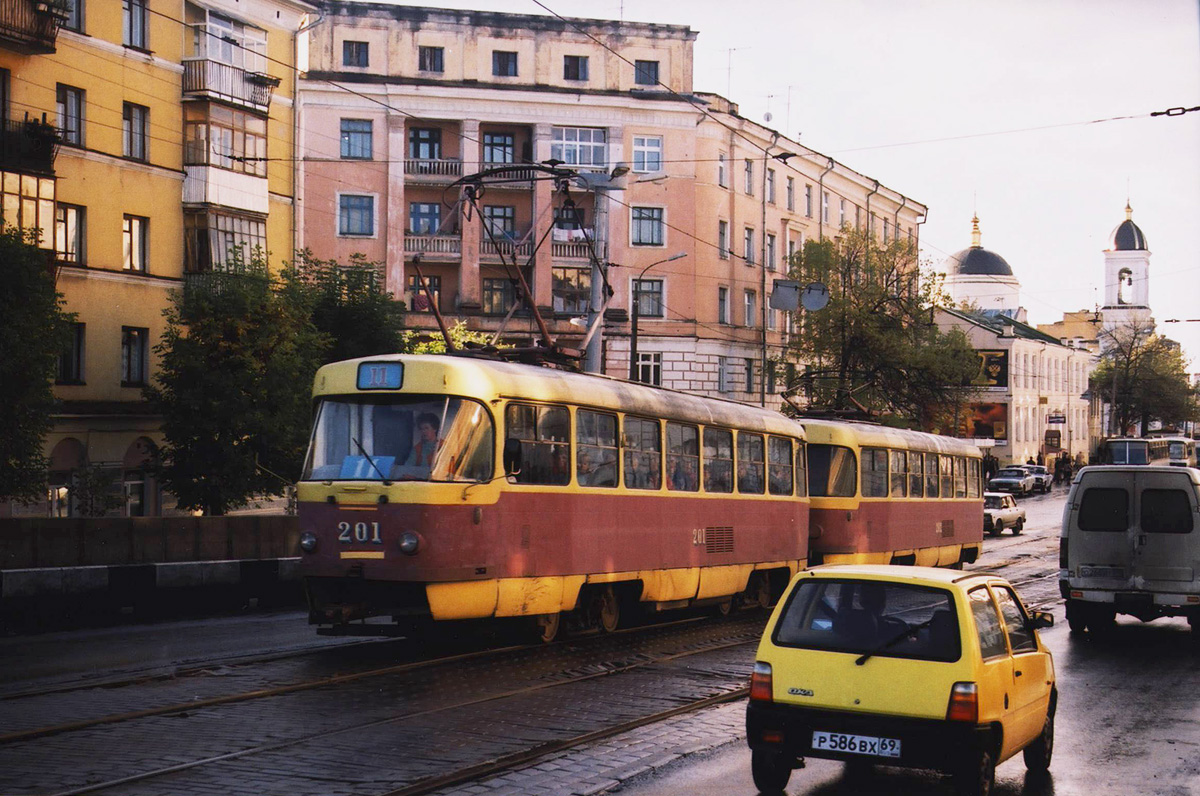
xmin=946 ymin=681 xmax=978 ymax=722
xmin=750 ymin=662 xmax=774 ymax=702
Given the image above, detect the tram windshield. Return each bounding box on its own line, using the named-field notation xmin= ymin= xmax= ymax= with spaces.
xmin=303 ymin=395 xmax=494 ymax=482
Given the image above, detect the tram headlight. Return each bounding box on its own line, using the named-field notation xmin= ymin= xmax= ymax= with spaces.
xmin=398 ymin=532 xmax=420 ymax=556
xmin=299 ymin=532 xmax=318 ymax=553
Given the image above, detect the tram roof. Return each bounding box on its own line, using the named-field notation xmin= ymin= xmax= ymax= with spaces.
xmin=798 ymin=417 xmax=982 ymax=457
xmin=315 ymin=354 xmax=806 ymax=438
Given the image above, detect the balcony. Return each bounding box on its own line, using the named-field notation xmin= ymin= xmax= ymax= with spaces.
xmin=480 ymin=235 xmax=533 ymax=261
xmin=404 ymin=234 xmax=461 ymax=258
xmin=182 ymin=59 xmax=279 ymax=114
xmin=0 ymin=117 xmax=59 ymax=174
xmin=404 ymin=158 xmax=462 ymax=183
xmin=0 ymin=0 xmax=67 ymax=54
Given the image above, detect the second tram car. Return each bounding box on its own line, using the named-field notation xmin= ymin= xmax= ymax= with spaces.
xmin=1165 ymin=436 xmax=1197 ymax=467
xmin=1100 ymin=437 xmax=1171 ymax=466
xmin=297 ymin=355 xmax=810 ymax=639
xmin=801 ymin=418 xmax=984 ymax=567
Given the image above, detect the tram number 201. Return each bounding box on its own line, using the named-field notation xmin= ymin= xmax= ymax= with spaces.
xmin=338 ymin=521 xmax=382 ymax=544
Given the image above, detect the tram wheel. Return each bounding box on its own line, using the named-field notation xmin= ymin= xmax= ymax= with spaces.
xmin=749 ymin=574 xmax=773 ymax=609
xmin=591 ymin=586 xmax=620 ymax=633
xmin=530 ymin=612 xmax=561 ymax=643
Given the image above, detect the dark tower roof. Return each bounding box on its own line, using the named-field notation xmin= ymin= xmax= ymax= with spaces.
xmin=946 ymin=247 xmax=1014 ymax=276
xmin=1109 ymin=203 xmax=1148 ymax=251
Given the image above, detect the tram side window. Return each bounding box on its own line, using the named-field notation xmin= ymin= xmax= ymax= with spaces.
xmin=940 ymin=454 xmax=953 ymax=498
xmin=624 ymin=416 xmax=662 ymax=490
xmin=809 ymin=444 xmax=857 ymax=497
xmin=667 ymin=422 xmax=700 ymax=491
xmin=909 ymin=452 xmax=924 ymax=498
xmin=954 ymin=456 xmax=967 ymax=498
xmin=703 ymin=428 xmax=734 ymax=493
xmin=738 ymin=432 xmax=765 ymax=494
xmin=795 ymin=443 xmax=808 ymax=497
xmin=768 ymin=436 xmax=794 ymax=496
xmin=925 ymin=453 xmax=940 ymax=498
xmin=890 ymin=450 xmax=908 ymax=497
xmin=967 ymin=459 xmax=981 ymax=498
xmin=577 ymin=409 xmax=618 ymax=487
xmin=505 ymin=403 xmax=570 ymax=485
xmin=862 ymin=448 xmax=888 ymax=498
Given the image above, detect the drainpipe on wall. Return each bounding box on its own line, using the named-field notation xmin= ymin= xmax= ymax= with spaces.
xmin=816 ymin=156 xmax=834 ymax=240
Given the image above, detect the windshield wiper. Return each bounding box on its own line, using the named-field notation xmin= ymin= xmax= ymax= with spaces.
xmin=855 ymin=616 xmax=937 ymax=666
xmin=352 ymin=437 xmax=392 ymax=485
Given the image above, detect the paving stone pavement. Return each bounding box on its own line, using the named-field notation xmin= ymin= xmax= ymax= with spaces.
xmin=431 ymin=700 xmax=748 ymax=796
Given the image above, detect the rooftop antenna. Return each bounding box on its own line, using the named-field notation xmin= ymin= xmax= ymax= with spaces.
xmin=725 ymin=47 xmax=747 ymax=98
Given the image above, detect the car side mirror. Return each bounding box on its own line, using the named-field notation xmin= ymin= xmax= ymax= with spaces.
xmin=502 ymin=438 xmax=523 ymax=476
xmin=1029 ymin=611 xmax=1054 ymax=630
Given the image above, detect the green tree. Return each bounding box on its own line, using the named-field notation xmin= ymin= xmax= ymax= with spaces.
xmin=1094 ymin=318 xmax=1197 ymax=435
xmin=288 ymin=250 xmax=405 ymax=364
xmin=402 ymin=321 xmax=497 ymax=354
xmin=0 ymin=227 xmax=73 ymax=503
xmin=783 ymin=229 xmax=978 ymax=431
xmin=145 ymin=256 xmax=328 ymax=515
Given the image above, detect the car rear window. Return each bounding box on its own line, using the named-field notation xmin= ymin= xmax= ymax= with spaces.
xmin=1078 ymin=487 xmax=1129 ymax=532
xmin=772 ymin=579 xmax=961 ymax=663
xmin=1141 ymin=489 xmax=1194 ymax=534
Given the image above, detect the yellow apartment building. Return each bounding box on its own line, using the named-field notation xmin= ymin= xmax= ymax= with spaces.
xmin=1 ymin=0 xmax=312 ymax=517
xmin=296 ymin=4 xmax=927 ymax=410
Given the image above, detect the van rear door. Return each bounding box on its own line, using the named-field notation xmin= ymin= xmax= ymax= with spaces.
xmin=1069 ymin=470 xmax=1134 ymax=588
xmin=1132 ymin=470 xmax=1199 ymax=592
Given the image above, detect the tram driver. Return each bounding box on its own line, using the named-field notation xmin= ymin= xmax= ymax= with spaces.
xmin=391 ymin=412 xmax=441 ymax=479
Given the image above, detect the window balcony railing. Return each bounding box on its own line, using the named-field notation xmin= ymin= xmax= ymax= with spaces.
xmin=552 ymin=240 xmax=594 ymax=259
xmin=404 ymin=158 xmax=462 ymax=178
xmin=0 ymin=116 xmax=59 ymax=174
xmin=0 ymin=0 xmax=67 ymax=54
xmin=182 ymin=59 xmax=279 ymax=113
xmin=404 ymin=234 xmax=461 ymax=256
xmin=480 ymin=236 xmax=532 ymax=260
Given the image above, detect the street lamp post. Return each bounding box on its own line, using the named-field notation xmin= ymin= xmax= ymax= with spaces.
xmin=629 ymin=251 xmax=687 ymax=382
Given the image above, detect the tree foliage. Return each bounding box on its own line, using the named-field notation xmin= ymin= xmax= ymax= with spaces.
xmin=783 ymin=228 xmax=979 ymax=431
xmin=145 ymin=257 xmax=328 ymax=515
xmin=401 ymin=321 xmax=497 ymax=354
xmin=1094 ymin=317 xmax=1197 ymax=435
xmin=0 ymin=227 xmax=73 ymax=503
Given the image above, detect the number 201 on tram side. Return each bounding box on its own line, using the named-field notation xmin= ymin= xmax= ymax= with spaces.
xmin=296 ymin=354 xmax=811 ymax=639
xmin=800 ymin=418 xmax=985 ymax=568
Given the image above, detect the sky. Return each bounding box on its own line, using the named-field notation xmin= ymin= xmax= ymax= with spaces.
xmin=389 ymin=0 xmax=1200 ymax=369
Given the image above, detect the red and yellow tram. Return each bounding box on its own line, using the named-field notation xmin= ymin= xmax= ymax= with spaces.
xmin=297 ymin=355 xmax=810 ymax=639
xmin=801 ymin=418 xmax=984 ymax=567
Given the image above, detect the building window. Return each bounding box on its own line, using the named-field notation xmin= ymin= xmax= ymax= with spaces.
xmin=745 ymin=358 xmax=755 ymax=393
xmin=632 ymin=136 xmax=662 ymax=173
xmin=482 ymin=277 xmax=517 ymax=315
xmin=122 ymin=215 xmax=147 ymax=272
xmin=57 ymin=323 xmax=85 ymax=384
xmin=744 ymin=289 xmax=756 ymax=327
xmin=717 ymin=153 xmax=727 ymax=187
xmin=406 ymin=274 xmax=441 ymax=313
xmin=631 ymin=207 xmax=664 ymax=246
xmin=717 ymin=220 xmax=729 ymax=259
xmin=554 ymin=206 xmax=588 ymax=236
xmin=786 ymin=177 xmax=794 ymax=211
xmin=718 ymin=356 xmax=730 ymax=393
xmin=634 ymin=59 xmax=659 ymax=85
xmin=186 ymin=8 xmax=266 ymax=70
xmin=340 ymin=119 xmax=372 ymax=159
xmin=338 ymin=195 xmax=374 ymax=236
xmin=839 ymin=198 xmax=847 ymax=227
xmin=563 ymin=55 xmax=588 ymax=81
xmin=408 ymin=127 xmax=442 ymax=159
xmin=184 ymin=211 xmax=266 ymax=272
xmin=822 ymin=191 xmax=830 ymax=223
xmin=493 ymin=50 xmax=518 ymax=77
xmin=123 ymin=103 xmax=148 ymax=161
xmin=635 ymin=352 xmax=662 ymax=386
xmin=743 ymin=228 xmax=755 ymax=265
xmin=766 ymin=233 xmax=777 ymax=272
xmin=483 ymin=132 xmax=514 ymax=164
xmin=343 ymin=41 xmax=368 ymax=67
xmin=55 ymin=204 xmax=85 ymax=265
xmin=883 ymin=218 xmax=890 ymax=243
xmin=0 ymin=172 xmax=54 ymax=238
xmin=56 ymin=85 xmax=84 ymax=147
xmin=766 ymin=168 xmax=776 ymax=204
xmin=744 ymin=159 xmax=754 ymax=194
xmin=183 ymin=103 xmax=267 ymax=177
xmin=408 ymin=202 xmax=440 ymax=235
xmin=718 ymin=286 xmax=729 ymax=324
xmin=418 ymin=45 xmax=443 ymax=73
xmin=123 ymin=0 xmax=147 ymax=49
xmin=551 ymin=127 xmax=606 ymax=169
xmin=553 ymin=267 xmax=590 ymax=314
xmin=482 ymin=205 xmax=515 ymax=239
xmin=63 ymin=0 xmax=83 ymax=33
xmin=633 ymin=278 xmax=664 ymax=319
xmin=805 ymin=184 xmax=813 ymax=218
xmin=121 ymin=326 xmax=148 ymax=386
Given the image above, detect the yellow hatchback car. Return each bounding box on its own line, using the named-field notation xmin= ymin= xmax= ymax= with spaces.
xmin=746 ymin=565 xmax=1056 ymax=796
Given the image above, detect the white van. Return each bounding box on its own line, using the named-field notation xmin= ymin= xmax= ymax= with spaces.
xmin=1059 ymin=466 xmax=1200 ymax=634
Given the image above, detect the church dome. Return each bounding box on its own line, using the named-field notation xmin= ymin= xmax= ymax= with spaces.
xmin=1109 ymin=203 xmax=1148 ymax=251
xmin=946 ymin=246 xmax=1014 ymax=276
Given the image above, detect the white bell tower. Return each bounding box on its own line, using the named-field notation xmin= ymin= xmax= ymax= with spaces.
xmin=1100 ymin=202 xmax=1153 ymax=339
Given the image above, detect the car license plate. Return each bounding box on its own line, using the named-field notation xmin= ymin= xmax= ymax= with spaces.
xmin=812 ymin=730 xmax=901 ymax=758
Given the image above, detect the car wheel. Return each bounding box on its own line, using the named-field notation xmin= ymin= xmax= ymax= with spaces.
xmin=1023 ymin=708 xmax=1055 ymax=773
xmin=954 ymin=747 xmax=996 ymax=796
xmin=1066 ymin=599 xmax=1087 ymax=633
xmin=751 ymin=750 xmax=792 ymax=794
xmin=1013 ymin=518 xmax=1024 ymax=534
xmin=991 ymin=521 xmax=1002 ymax=536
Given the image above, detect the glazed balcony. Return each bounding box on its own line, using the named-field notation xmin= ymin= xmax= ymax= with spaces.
xmin=0 ymin=0 xmax=68 ymax=54
xmin=182 ymin=59 xmax=279 ymax=114
xmin=0 ymin=117 xmax=59 ymax=174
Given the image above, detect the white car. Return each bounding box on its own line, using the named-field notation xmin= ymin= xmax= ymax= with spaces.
xmin=984 ymin=492 xmax=1026 ymax=535
xmin=988 ymin=467 xmax=1035 ymax=496
xmin=1025 ymin=465 xmax=1052 ymax=493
